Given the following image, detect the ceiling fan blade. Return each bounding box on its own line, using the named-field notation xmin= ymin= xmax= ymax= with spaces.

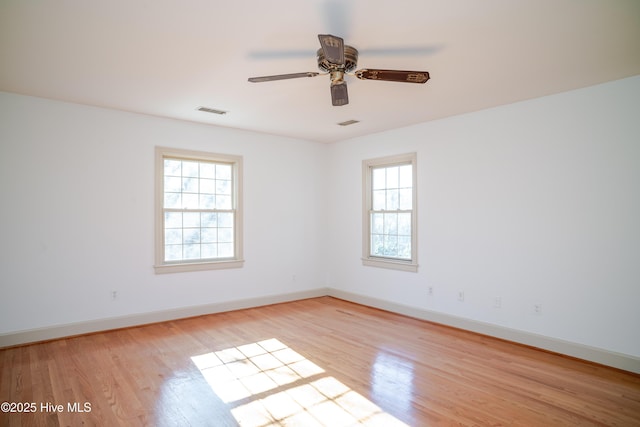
xmin=248 ymin=45 xmax=442 ymax=61
xmin=359 ymin=45 xmax=443 ymax=57
xmin=355 ymin=69 xmax=430 ymax=84
xmin=248 ymin=72 xmax=320 ymax=83
xmin=330 ymin=81 xmax=349 ymax=106
xmin=247 ymin=49 xmax=315 ymax=60
xmin=318 ymin=34 xmax=345 ymax=66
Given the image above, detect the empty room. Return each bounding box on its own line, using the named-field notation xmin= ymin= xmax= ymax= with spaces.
xmin=1 ymin=1 xmax=639 ymax=426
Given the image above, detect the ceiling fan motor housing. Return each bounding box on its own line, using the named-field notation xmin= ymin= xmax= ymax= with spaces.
xmin=317 ymin=45 xmax=359 ymax=73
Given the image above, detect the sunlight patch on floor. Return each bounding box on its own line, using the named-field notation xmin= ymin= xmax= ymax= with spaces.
xmin=191 ymin=338 xmax=408 ymax=426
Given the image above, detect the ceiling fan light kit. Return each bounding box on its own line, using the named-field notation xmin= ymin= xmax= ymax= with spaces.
xmin=248 ymin=34 xmax=430 ymax=106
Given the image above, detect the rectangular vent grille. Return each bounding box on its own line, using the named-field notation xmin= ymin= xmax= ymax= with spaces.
xmin=197 ymin=106 xmax=227 ymax=115
xmin=337 ymin=119 xmax=360 ymax=126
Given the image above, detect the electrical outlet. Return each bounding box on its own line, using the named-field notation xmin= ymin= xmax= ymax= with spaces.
xmin=427 ymin=286 xmax=433 ymax=296
xmin=457 ymin=291 xmax=464 ymax=302
xmin=111 ymin=290 xmax=118 ymax=301
xmin=534 ymin=303 xmax=542 ymax=314
xmin=494 ymin=296 xmax=502 ymax=308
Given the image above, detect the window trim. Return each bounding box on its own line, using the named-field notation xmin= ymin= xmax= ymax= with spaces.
xmin=154 ymin=146 xmax=244 ymax=274
xmin=362 ymin=153 xmax=418 ymax=272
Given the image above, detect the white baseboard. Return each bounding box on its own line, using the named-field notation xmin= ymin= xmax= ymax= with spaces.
xmin=0 ymin=288 xmax=329 ymax=349
xmin=2 ymin=286 xmax=638 ymax=374
xmin=326 ymin=288 xmax=640 ymax=375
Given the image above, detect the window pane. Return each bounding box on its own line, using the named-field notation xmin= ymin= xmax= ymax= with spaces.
xmin=216 ymin=179 xmax=231 ymax=195
xmin=200 ymin=163 xmax=216 ymax=179
xmin=218 ymin=243 xmax=234 ymax=257
xmin=398 ymin=213 xmax=411 ymax=235
xmin=399 ymin=165 xmax=412 ymax=188
xmin=372 ymin=190 xmax=386 ymax=211
xmin=216 ymin=164 xmax=232 ymax=180
xmin=200 ymin=194 xmax=215 ymax=209
xmin=398 ymin=236 xmax=411 ymax=259
xmin=165 ymin=229 xmax=182 ymax=244
xmin=182 ymin=177 xmax=198 ymax=193
xmin=386 ymin=189 xmax=399 ymax=210
xmin=200 ymin=178 xmax=216 ymax=194
xmin=218 ymin=228 xmax=233 ymax=243
xmin=182 ymin=161 xmax=199 ymax=177
xmin=384 ymin=213 xmax=398 ymax=235
xmin=399 ymin=189 xmax=412 ymax=210
xmin=202 ymin=228 xmax=217 ymax=243
xmin=371 ymin=235 xmax=384 ymax=256
xmin=164 ymin=159 xmax=181 ymax=176
xmin=184 ymin=244 xmax=200 ymax=259
xmin=164 ymin=176 xmax=181 ymax=192
xmin=183 ymin=193 xmax=199 ymax=209
xmin=183 ymin=212 xmax=200 ymax=228
xmin=372 ymin=168 xmax=386 ymax=190
xmin=216 ymin=195 xmax=232 ymax=210
xmin=202 ymin=243 xmax=217 ymax=258
xmin=371 ymin=213 xmax=384 ymax=234
xmin=383 ymin=235 xmax=398 ymax=256
xmin=183 ymin=229 xmax=200 ymax=244
xmin=386 ymin=166 xmax=399 ymax=188
xmin=164 ymin=193 xmax=181 ymax=209
xmin=165 ymin=212 xmax=182 ymax=228
xmin=165 ymin=245 xmax=183 ymax=261
xmin=218 ymin=213 xmax=233 ymax=228
xmin=201 ymin=212 xmax=217 ymax=227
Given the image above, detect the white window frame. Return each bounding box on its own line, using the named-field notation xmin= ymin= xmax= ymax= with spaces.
xmin=362 ymin=153 xmax=418 ymax=272
xmin=154 ymin=147 xmax=244 ymax=274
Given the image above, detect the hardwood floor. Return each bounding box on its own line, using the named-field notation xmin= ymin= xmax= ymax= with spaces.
xmin=1 ymin=297 xmax=639 ymax=426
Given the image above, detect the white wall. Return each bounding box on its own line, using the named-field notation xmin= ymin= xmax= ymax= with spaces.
xmin=327 ymin=75 xmax=640 ymax=359
xmin=2 ymin=76 xmax=638 ymax=363
xmin=0 ymin=92 xmax=327 ymax=334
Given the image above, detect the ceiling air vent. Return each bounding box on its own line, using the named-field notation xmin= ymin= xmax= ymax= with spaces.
xmin=337 ymin=119 xmax=359 ymax=126
xmin=197 ymin=106 xmax=228 ymax=115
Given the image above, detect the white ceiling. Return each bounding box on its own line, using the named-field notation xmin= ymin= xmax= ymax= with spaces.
xmin=1 ymin=0 xmax=639 ymax=143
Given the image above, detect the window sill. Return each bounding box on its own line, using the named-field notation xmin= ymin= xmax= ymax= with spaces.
xmin=362 ymin=257 xmax=418 ymax=273
xmin=154 ymin=259 xmax=245 ymax=274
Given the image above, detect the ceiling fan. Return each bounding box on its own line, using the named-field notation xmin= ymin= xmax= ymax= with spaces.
xmin=248 ymin=34 xmax=430 ymax=107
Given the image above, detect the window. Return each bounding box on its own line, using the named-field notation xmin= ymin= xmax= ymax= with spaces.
xmin=155 ymin=147 xmax=243 ymax=273
xmin=362 ymin=153 xmax=417 ymax=272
